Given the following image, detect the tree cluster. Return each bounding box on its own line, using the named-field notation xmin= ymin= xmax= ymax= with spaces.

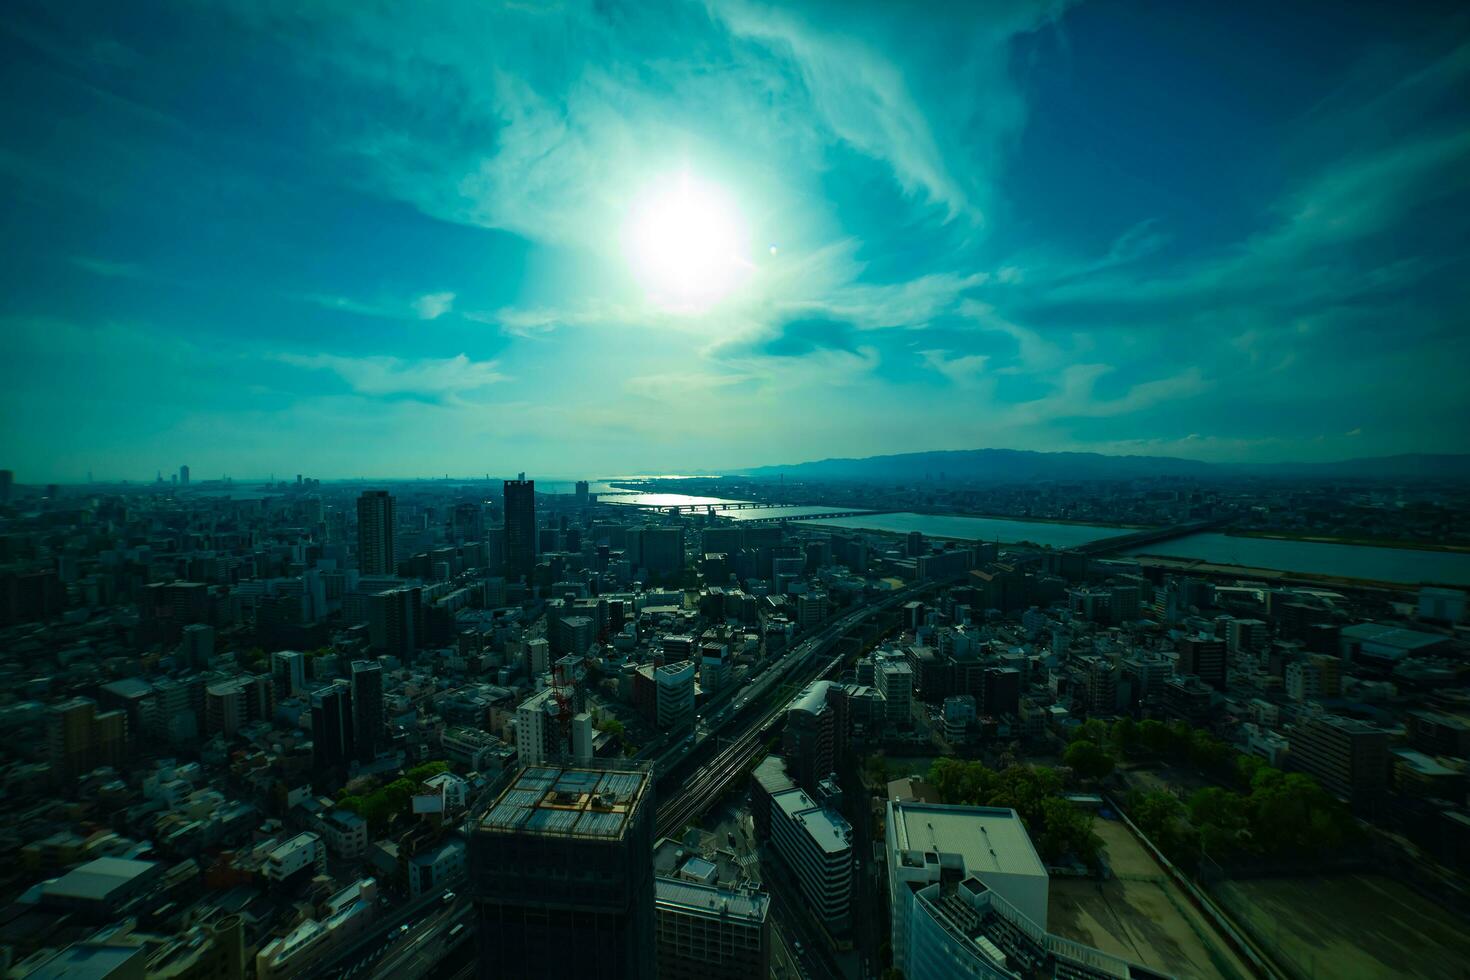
xmin=1128 ymin=759 xmax=1357 ymax=872
xmin=927 ymin=758 xmax=1101 ymax=866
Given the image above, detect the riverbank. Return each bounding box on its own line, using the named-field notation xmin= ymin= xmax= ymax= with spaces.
xmin=1226 ymin=528 xmax=1470 ymax=555
xmin=1125 ymin=553 xmax=1433 ymax=593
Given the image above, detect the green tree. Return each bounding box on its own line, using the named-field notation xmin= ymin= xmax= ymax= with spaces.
xmin=407 ymin=760 xmax=449 ymax=784
xmin=1071 ymin=719 xmax=1108 ymax=745
xmin=1109 ymin=716 xmax=1140 ymax=757
xmin=1064 ymin=739 xmax=1115 ymax=782
xmin=1037 ymin=797 xmax=1102 ymax=865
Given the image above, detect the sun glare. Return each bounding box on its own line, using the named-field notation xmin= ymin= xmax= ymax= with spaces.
xmin=625 ymin=172 xmax=749 ymax=310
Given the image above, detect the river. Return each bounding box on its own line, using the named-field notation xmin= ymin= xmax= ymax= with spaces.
xmin=591 ymin=489 xmax=1470 ymax=586
xmin=1120 ymin=532 xmax=1470 ymax=586
xmin=798 ymin=512 xmax=1123 ymax=550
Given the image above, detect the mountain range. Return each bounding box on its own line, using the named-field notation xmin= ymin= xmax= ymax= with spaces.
xmin=729 ymin=449 xmax=1470 ymax=483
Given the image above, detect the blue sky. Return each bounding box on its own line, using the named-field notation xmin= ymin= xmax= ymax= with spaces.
xmin=2 ymin=1 xmax=1468 ymax=481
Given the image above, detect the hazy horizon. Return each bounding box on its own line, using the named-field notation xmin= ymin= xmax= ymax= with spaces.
xmin=4 ymin=2 xmax=1469 ymax=481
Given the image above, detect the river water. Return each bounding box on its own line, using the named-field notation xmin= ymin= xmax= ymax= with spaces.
xmin=587 ymin=490 xmax=1470 ymax=586
xmin=1119 ymin=532 xmax=1470 ymax=586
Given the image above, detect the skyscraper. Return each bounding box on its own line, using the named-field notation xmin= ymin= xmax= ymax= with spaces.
xmin=350 ymin=659 xmax=385 ymax=763
xmin=470 ymin=763 xmax=655 ymax=979
xmin=356 ymin=490 xmax=397 ymax=575
xmin=575 ymin=480 xmax=589 ymax=505
xmin=310 ymin=681 xmax=354 ymax=773
xmin=503 ymin=477 xmax=536 ymax=582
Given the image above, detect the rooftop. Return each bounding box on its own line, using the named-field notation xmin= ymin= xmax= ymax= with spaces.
xmin=41 ymin=857 xmax=159 ymax=903
xmin=1340 ymin=622 xmax=1446 ymax=651
xmin=772 ymin=787 xmax=852 ymax=854
xmin=889 ymin=802 xmax=1047 ymax=881
xmin=655 ymin=877 xmax=769 ymax=924
xmin=480 ymin=764 xmax=649 ymax=840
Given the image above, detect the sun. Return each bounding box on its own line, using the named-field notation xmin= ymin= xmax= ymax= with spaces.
xmin=625 ymin=172 xmax=749 ymax=310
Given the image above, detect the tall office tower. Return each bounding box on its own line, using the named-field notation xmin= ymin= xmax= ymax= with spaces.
xmin=503 ymin=477 xmax=536 ymax=582
xmin=310 ymin=681 xmax=354 ymax=772
xmin=271 ymin=650 xmax=306 ymax=700
xmin=471 ymin=763 xmax=655 ymax=980
xmin=0 ymin=469 xmax=12 ymax=504
xmin=350 ymin=660 xmax=385 ymax=763
xmin=179 ymin=622 xmax=215 ymax=669
xmin=453 ymin=502 xmax=486 ymax=544
xmin=1178 ymin=633 xmax=1228 ymax=691
xmin=368 ymin=587 xmax=417 ymax=659
xmin=641 ymin=526 xmax=684 ymax=577
xmin=575 ymin=480 xmax=590 ymax=505
xmin=179 ymin=464 xmax=190 ymax=486
xmin=356 ymin=490 xmax=397 ymax=575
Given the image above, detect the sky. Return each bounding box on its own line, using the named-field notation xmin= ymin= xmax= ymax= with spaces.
xmin=2 ymin=1 xmax=1469 ymax=482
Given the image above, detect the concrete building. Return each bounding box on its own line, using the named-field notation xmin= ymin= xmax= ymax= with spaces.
xmin=902 ymin=875 xmax=1166 ymax=980
xmin=515 ymin=688 xmax=561 ymax=766
xmin=407 ymin=837 xmax=466 ymax=899
xmin=368 ymin=588 xmax=416 ymax=659
xmin=656 ymin=660 xmax=696 ymax=732
xmin=356 ymin=491 xmax=396 ymax=575
xmin=263 ymin=832 xmax=327 ymax=884
xmin=877 ymin=660 xmax=913 ymax=726
xmin=46 ymin=698 xmax=127 ymax=780
xmin=1177 ymin=634 xmax=1226 ymax=691
xmin=769 ymin=787 xmax=853 ymax=932
xmin=1289 ymin=713 xmax=1389 ymax=804
xmin=318 ymin=809 xmax=369 ymax=859
xmin=642 ymin=526 xmax=685 ymax=578
xmin=350 ymin=660 xmax=385 ymax=762
xmin=470 ymin=764 xmax=655 ymax=979
xmin=310 ymin=681 xmax=354 ymax=773
xmin=783 ymin=680 xmax=843 ymax=792
xmin=504 ymin=478 xmax=537 ymax=583
xmin=271 ymin=651 xmax=307 ymax=700
xmin=885 ymin=801 xmax=1050 ymax=975
xmin=655 ymin=877 xmax=770 ymax=980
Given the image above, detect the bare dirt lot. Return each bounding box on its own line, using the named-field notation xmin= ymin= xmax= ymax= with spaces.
xmin=1213 ymin=873 xmax=1470 ymax=980
xmin=1048 ymin=818 xmax=1253 ymax=980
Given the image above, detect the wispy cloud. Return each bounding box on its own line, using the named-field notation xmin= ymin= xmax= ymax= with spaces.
xmin=274 ymin=352 xmax=506 ymax=398
xmin=70 ymin=256 xmax=146 ymax=279
xmin=413 ymin=291 xmax=455 ymax=320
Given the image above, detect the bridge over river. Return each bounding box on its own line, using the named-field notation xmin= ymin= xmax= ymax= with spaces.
xmin=1076 ymin=516 xmax=1235 ymax=555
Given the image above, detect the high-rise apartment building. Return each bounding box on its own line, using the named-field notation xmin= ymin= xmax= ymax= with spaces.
xmin=350 ymin=660 xmax=385 ymax=763
xmin=368 ymin=587 xmax=416 ymax=659
xmin=47 ymin=698 xmax=127 ymax=780
xmin=470 ymin=764 xmax=655 ymax=979
xmin=503 ymin=477 xmax=536 ymax=582
xmin=575 ymin=480 xmax=590 ymax=505
xmin=769 ymin=787 xmax=853 ymax=931
xmin=1178 ymin=633 xmax=1227 ymax=690
xmin=1289 ymin=713 xmax=1389 ymax=804
xmin=356 ymin=491 xmax=396 ymax=575
xmin=310 ymin=681 xmax=354 ymax=773
xmin=271 ymin=650 xmax=306 ymax=701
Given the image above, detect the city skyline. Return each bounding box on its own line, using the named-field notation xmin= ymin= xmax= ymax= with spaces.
xmin=4 ymin=3 xmax=1469 ymax=480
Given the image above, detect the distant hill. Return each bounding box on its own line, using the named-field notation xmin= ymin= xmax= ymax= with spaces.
xmin=1236 ymin=454 xmax=1470 ymax=481
xmin=730 ymin=449 xmax=1470 ymax=483
xmin=732 ymin=448 xmax=1214 ymax=482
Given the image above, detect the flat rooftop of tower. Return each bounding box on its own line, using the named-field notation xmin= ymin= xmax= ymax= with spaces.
xmin=889 ymin=802 xmax=1046 ymax=882
xmin=479 ymin=764 xmax=650 ymax=840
